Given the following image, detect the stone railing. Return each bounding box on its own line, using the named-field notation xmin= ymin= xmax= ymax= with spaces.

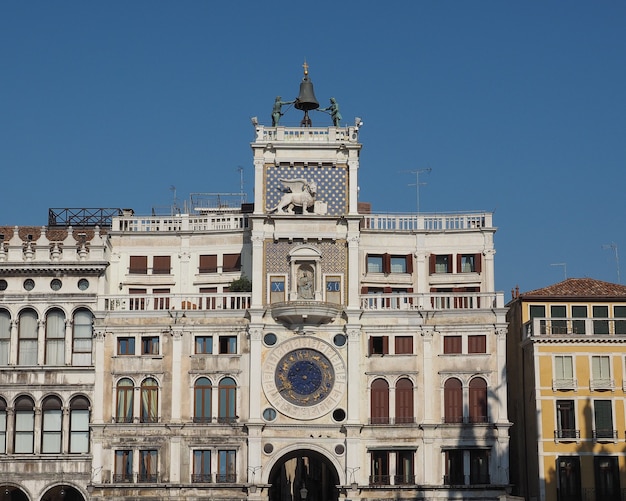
xmin=111 ymin=214 xmax=249 ymax=232
xmin=360 ymin=292 xmax=504 ymax=311
xmin=101 ymin=293 xmax=251 ymax=312
xmin=362 ymin=212 xmax=493 ymax=231
xmin=525 ymin=317 xmax=626 ymax=338
xmin=253 ymin=125 xmax=358 ymax=144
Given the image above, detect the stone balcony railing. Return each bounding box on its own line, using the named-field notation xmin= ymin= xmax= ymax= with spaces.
xmin=360 ymin=291 xmax=504 ymax=311
xmin=111 ymin=214 xmax=249 ymax=232
xmin=101 ymin=293 xmax=251 ymax=312
xmin=361 ymin=212 xmax=493 ymax=231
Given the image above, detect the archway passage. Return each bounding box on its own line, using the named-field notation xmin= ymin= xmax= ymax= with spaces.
xmin=268 ymin=449 xmax=340 ymax=501
xmin=1 ymin=487 xmax=28 ymax=501
xmin=41 ymin=485 xmax=85 ymax=501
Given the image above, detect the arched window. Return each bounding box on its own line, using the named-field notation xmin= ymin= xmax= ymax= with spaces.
xmin=18 ymin=309 xmax=38 ymax=365
xmin=14 ymin=396 xmax=35 ymax=453
xmin=218 ymin=377 xmax=237 ymax=423
xmin=0 ymin=398 xmax=6 ymax=454
xmin=45 ymin=309 xmax=66 ymax=365
xmin=116 ymin=378 xmax=134 ymax=423
xmin=69 ymin=396 xmax=90 ymax=453
xmin=0 ymin=310 xmax=11 ymax=366
xmin=469 ymin=377 xmax=488 ymax=423
xmin=141 ymin=378 xmax=159 ymax=423
xmin=395 ymin=378 xmax=414 ymax=424
xmin=41 ymin=396 xmax=63 ymax=453
xmin=370 ymin=378 xmax=390 ymax=424
xmin=194 ymin=377 xmax=213 ymax=423
xmin=444 ymin=378 xmax=463 ymax=423
xmin=72 ymin=309 xmax=93 ymax=366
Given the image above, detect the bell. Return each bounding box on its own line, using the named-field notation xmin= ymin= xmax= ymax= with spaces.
xmin=294 ymin=70 xmax=319 ymax=127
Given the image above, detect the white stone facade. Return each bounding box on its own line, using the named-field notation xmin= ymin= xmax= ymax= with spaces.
xmin=0 ymin=121 xmax=511 ymax=501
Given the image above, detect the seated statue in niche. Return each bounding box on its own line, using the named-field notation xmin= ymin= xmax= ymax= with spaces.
xmin=297 ymin=267 xmax=314 ymax=300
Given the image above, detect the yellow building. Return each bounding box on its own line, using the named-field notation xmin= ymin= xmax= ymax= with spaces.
xmin=507 ymin=278 xmax=626 ymax=501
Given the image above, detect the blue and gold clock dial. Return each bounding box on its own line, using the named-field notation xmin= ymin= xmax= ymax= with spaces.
xmin=275 ymin=348 xmax=335 ymax=406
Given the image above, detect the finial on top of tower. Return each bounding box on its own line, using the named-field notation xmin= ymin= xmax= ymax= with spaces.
xmin=294 ymin=61 xmax=319 ymax=127
xmin=303 ymin=60 xmax=309 ymax=77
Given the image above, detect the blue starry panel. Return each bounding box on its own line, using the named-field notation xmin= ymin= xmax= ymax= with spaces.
xmin=265 ymin=165 xmax=348 ymax=216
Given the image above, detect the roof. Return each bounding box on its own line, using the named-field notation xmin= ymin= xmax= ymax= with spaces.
xmin=521 ymin=278 xmax=626 ymax=299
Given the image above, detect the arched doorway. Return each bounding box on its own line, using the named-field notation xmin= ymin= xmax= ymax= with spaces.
xmin=41 ymin=485 xmax=85 ymax=501
xmin=268 ymin=449 xmax=340 ymax=501
xmin=1 ymin=486 xmax=28 ymax=501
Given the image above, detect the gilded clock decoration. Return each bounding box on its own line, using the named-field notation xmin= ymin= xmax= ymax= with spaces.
xmin=275 ymin=348 xmax=334 ymax=406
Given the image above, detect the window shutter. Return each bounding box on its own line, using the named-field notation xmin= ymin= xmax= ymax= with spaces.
xmin=368 ymin=337 xmax=374 ymax=355
xmin=474 ymin=253 xmax=482 ymax=273
xmin=223 ymin=254 xmax=241 ymax=272
xmin=199 ymin=255 xmax=217 ymax=273
xmin=129 ymin=256 xmax=147 ymax=274
xmin=456 ymin=254 xmax=462 ymax=273
xmin=152 ymin=256 xmax=171 ymax=274
xmin=382 ymin=254 xmax=391 ymax=274
xmin=361 ymin=286 xmax=369 ymax=294
xmin=447 ymin=254 xmax=453 ymax=273
xmin=382 ymin=336 xmax=389 ymax=354
xmin=405 ymin=254 xmax=413 ymax=274
xmin=429 ymin=255 xmax=435 ymax=275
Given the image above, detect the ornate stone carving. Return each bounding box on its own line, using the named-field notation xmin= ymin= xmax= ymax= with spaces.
xmin=267 ymin=178 xmax=317 ymax=214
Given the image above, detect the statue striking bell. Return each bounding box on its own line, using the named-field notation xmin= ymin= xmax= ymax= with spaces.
xmin=294 ymin=63 xmax=319 ymax=127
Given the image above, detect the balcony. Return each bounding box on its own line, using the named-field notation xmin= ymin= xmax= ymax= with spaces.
xmin=553 ymin=378 xmax=578 ymax=391
xmin=101 ymin=293 xmax=251 ymax=312
xmin=112 ymin=213 xmax=248 ymax=232
xmin=525 ymin=317 xmax=626 ymax=338
xmin=270 ymin=300 xmax=342 ymax=326
xmin=593 ymin=429 xmax=618 ymax=443
xmin=361 ymin=211 xmax=492 ymax=231
xmin=590 ymin=378 xmax=615 ymax=392
xmin=554 ymin=429 xmax=580 ymax=442
xmin=192 ymin=474 xmax=213 ymax=483
xmin=360 ymin=291 xmax=504 ymax=311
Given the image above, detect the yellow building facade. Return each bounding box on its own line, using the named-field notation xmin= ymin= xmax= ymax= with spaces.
xmin=507 ymin=278 xmax=626 ymax=501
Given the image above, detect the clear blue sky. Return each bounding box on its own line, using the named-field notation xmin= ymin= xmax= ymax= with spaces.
xmin=2 ymin=1 xmax=625 ymax=295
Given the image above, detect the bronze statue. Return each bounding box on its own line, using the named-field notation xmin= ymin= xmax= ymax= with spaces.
xmin=321 ymin=97 xmax=342 ymax=126
xmin=272 ymin=96 xmax=294 ymax=126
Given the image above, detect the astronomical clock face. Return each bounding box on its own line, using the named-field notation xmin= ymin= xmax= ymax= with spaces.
xmin=263 ymin=337 xmax=346 ymax=420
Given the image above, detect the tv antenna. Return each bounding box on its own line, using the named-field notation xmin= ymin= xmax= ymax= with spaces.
xmin=602 ymin=242 xmax=621 ymax=284
xmin=550 ymin=262 xmax=567 ymax=280
xmin=237 ymin=166 xmax=246 ymax=204
xmin=402 ymin=168 xmax=431 ymax=213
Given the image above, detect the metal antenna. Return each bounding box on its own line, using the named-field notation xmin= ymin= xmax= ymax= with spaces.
xmin=237 ymin=166 xmax=246 ymax=204
xmin=602 ymin=243 xmax=621 ymax=284
xmin=550 ymin=263 xmax=567 ymax=280
xmin=402 ymin=168 xmax=431 ymax=213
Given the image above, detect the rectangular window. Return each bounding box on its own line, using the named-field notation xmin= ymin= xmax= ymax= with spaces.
xmin=458 ymin=253 xmax=482 ymax=273
xmin=72 ymin=310 xmax=92 ymax=366
xmin=139 ymin=450 xmax=158 ymax=482
xmin=390 ymin=256 xmax=407 ymax=273
xmin=369 ymin=336 xmax=389 ymax=355
xmin=591 ymin=355 xmax=612 ymax=390
xmin=223 ymin=253 xmax=242 ymax=272
xmin=557 ymin=457 xmax=581 ymax=501
xmin=430 ymin=254 xmax=452 ymax=274
xmin=556 ymin=400 xmax=577 ymax=440
xmin=270 ymin=276 xmax=286 ymax=304
xmin=529 ymin=305 xmax=546 ymax=335
xmin=193 ymin=450 xmax=212 ymax=483
xmin=443 ymin=336 xmax=462 ymax=354
xmin=594 ymin=456 xmax=620 ymax=500
xmin=117 ymin=337 xmax=135 ymax=356
xmin=594 ymin=400 xmax=614 ymax=441
xmin=195 ymin=336 xmax=213 ymax=354
xmin=468 ymin=335 xmax=486 ymax=353
xmin=0 ymin=312 xmax=10 ymax=366
xmin=0 ymin=409 xmax=6 ymax=454
xmin=141 ymin=336 xmax=159 ymax=355
xmin=217 ymin=450 xmax=236 ymax=483
xmin=129 ymin=255 xmax=148 ymax=274
xmin=367 ymin=255 xmax=383 ymax=273
xmin=395 ymin=451 xmax=415 ymax=485
xmin=394 ymin=336 xmax=413 ymax=355
xmin=42 ymin=409 xmax=62 ymax=453
xmin=199 ymin=255 xmax=218 ymax=273
xmin=219 ymin=336 xmax=237 ymax=354
xmin=572 ymin=305 xmax=587 ymax=334
xmin=615 ymin=306 xmax=626 ymax=335
xmin=115 ymin=450 xmax=133 ymax=483
xmin=444 ymin=450 xmax=464 ymax=485
xmin=554 ymin=355 xmax=574 ymax=389
xmin=152 ymin=255 xmax=171 ymax=275
xmin=14 ymin=410 xmax=34 ymax=453
xmin=469 ymin=450 xmax=490 ymax=484
xmin=593 ymin=305 xmax=610 ymax=334
xmin=370 ymin=451 xmax=390 ymax=485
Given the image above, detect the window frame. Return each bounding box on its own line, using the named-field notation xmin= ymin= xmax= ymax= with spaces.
xmin=195 ymin=336 xmax=213 ymax=354
xmin=117 ymin=337 xmax=136 ymax=356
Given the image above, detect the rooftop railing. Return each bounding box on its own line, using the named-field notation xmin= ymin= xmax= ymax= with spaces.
xmin=362 ymin=212 xmax=493 ymax=231
xmin=101 ymin=293 xmax=251 ymax=312
xmin=525 ymin=317 xmax=626 ymax=338
xmin=111 ymin=214 xmax=249 ymax=232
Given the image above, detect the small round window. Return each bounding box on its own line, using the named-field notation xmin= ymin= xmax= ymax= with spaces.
xmin=50 ymin=279 xmax=62 ymax=291
xmin=23 ymin=279 xmax=35 ymax=291
xmin=333 ymin=334 xmax=347 ymax=347
xmin=0 ymin=280 xmax=7 ymax=291
xmin=264 ymin=333 xmax=277 ymax=346
xmin=78 ymin=279 xmax=89 ymax=291
xmin=332 ymin=408 xmax=346 ymax=422
xmin=263 ymin=408 xmax=277 ymax=421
